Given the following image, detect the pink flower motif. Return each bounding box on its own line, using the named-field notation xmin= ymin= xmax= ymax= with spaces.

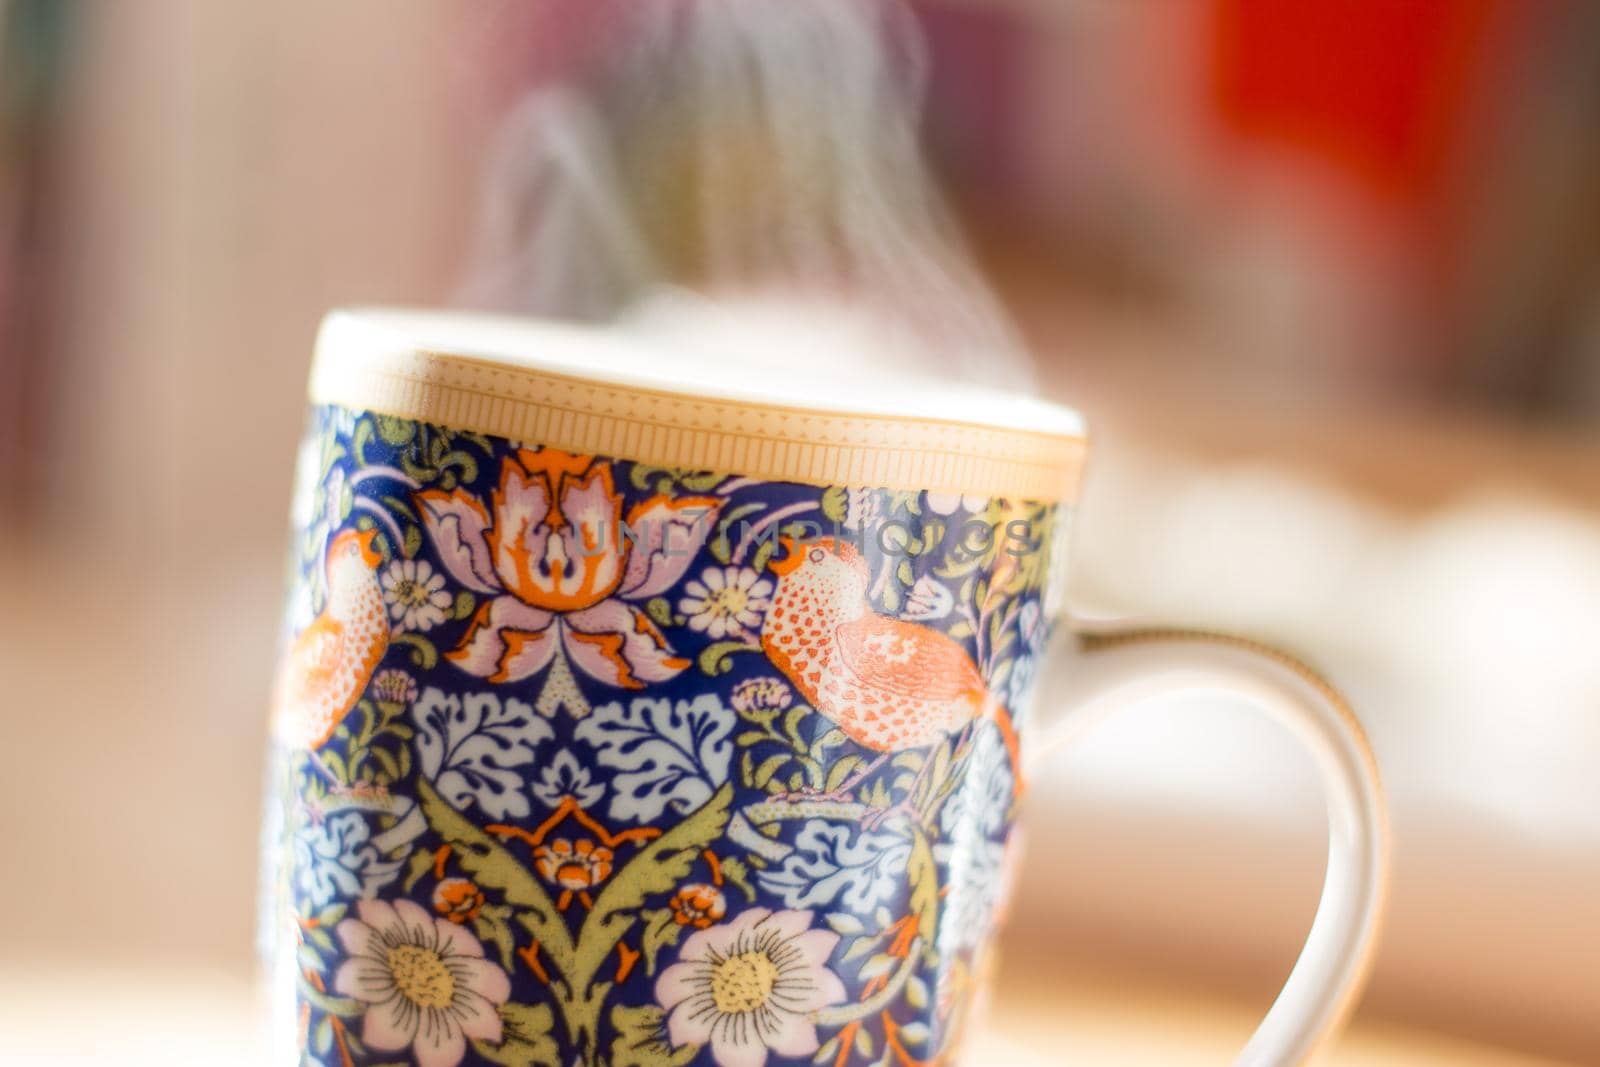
xmin=371 ymin=668 xmax=419 ymax=705
xmin=730 ymin=677 xmax=793 ymax=714
xmin=333 ymin=898 xmax=511 ymax=1067
xmin=655 ymin=908 xmax=847 ymax=1067
xmin=415 ymin=448 xmax=721 ymax=688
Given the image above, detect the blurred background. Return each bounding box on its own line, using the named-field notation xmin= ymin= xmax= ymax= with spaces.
xmin=1 ymin=2 xmax=1598 ymax=1064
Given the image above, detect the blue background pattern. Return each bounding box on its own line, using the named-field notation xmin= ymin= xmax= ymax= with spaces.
xmin=266 ymin=404 xmax=1061 ymax=1067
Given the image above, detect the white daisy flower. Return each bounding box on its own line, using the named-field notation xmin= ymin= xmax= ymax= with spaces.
xmin=678 ymin=566 xmax=773 ymax=640
xmin=381 ymin=558 xmax=452 ymax=632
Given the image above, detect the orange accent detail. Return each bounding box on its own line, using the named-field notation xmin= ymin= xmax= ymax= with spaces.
xmin=633 ymin=611 xmax=667 ymax=647
xmin=432 ymin=877 xmax=486 ymax=924
xmin=432 ymin=845 xmax=452 ymax=880
xmin=702 ymin=849 xmax=724 ymax=886
xmin=448 ymin=600 xmax=497 ymax=665
xmin=330 ymin=1016 xmax=356 ymax=1067
xmin=769 ymin=536 xmax=804 ymax=576
xmin=491 ymin=626 xmax=553 ymax=684
xmin=887 ymin=915 xmax=918 ymax=958
xmin=669 ymin=883 xmax=728 ymax=928
xmin=534 ymin=837 xmax=615 ymax=892
xmin=329 ymin=527 xmax=384 ymax=568
xmin=414 ymin=486 xmax=492 ymax=526
xmin=883 ymin=1011 xmax=934 ymax=1067
xmin=490 ymin=798 xmax=662 ymax=852
xmin=356 ymin=528 xmax=383 ymax=567
xmin=832 ymin=1022 xmax=860 ymax=1067
xmin=990 ymin=700 xmax=1026 ymax=799
xmin=615 ymin=942 xmax=641 ymax=983
xmin=517 ymin=941 xmax=551 ymax=984
xmin=626 ymin=493 xmax=723 ymax=528
xmin=515 ymin=447 xmax=594 ymax=524
xmin=490 ymin=452 xmax=625 ymax=612
xmin=566 ymin=628 xmax=643 ymax=689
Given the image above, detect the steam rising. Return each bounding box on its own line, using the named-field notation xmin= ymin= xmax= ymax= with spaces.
xmin=457 ymin=0 xmax=1033 ymax=389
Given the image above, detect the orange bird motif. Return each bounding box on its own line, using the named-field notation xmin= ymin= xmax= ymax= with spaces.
xmin=272 ymin=528 xmax=389 ymax=751
xmin=761 ymin=537 xmax=1022 ymax=799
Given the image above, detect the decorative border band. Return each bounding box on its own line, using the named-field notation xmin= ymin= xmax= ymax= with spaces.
xmin=310 ymin=346 xmax=1087 ymax=502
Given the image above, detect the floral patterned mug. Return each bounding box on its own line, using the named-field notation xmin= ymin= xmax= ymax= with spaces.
xmin=264 ymin=308 xmax=1387 ymax=1067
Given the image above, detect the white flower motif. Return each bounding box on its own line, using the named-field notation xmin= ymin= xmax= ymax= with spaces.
xmin=1004 ymin=600 xmax=1049 ymax=723
xmin=656 ymin=908 xmax=847 ymax=1067
xmin=334 ymin=898 xmax=511 ymax=1067
xmin=934 ymin=720 xmax=1017 ymax=956
xmin=293 ymin=812 xmax=404 ymax=909
xmin=329 ymin=407 xmax=358 ymax=440
xmin=576 ymin=694 xmax=734 ymax=823
xmin=1004 ymin=652 xmax=1040 ymax=723
xmin=842 ymin=487 xmax=883 ymax=532
xmin=413 ymin=688 xmax=552 ymax=820
xmin=678 ymin=566 xmax=774 ymax=640
xmin=1017 ymin=599 xmax=1044 ymax=647
xmin=381 ymin=558 xmax=453 ymax=633
xmin=531 ymin=748 xmax=606 ymax=809
xmin=939 ymin=720 xmax=1014 ymax=841
xmin=924 ymin=491 xmax=989 ymax=516
xmin=935 ymin=834 xmax=1006 ymax=957
xmin=903 ymin=575 xmax=954 ymax=622
xmin=757 ymin=820 xmax=910 ymax=913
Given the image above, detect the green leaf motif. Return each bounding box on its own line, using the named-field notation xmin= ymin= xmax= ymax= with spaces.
xmin=578 ymin=785 xmax=733 ymax=973
xmin=297 ymin=977 xmax=364 ymax=1020
xmin=401 ymin=850 xmax=433 ymax=893
xmin=391 ymin=631 xmax=439 ymax=670
xmin=313 ymin=1015 xmax=333 ymax=1056
xmin=475 ymin=907 xmax=518 ymax=972
xmin=907 ymin=828 xmax=939 ymax=947
xmin=697 ymin=640 xmax=756 ymax=677
xmin=376 ymin=414 xmax=415 ymax=447
xmin=544 ymin=786 xmax=733 ymax=1063
xmin=610 ymin=1004 xmax=696 ymax=1067
xmin=645 ymin=597 xmax=675 ymax=629
xmin=820 ymin=486 xmax=848 ymax=524
xmin=638 ymin=907 xmax=683 ymax=977
xmin=717 ymin=855 xmax=756 ymax=903
xmin=353 ymin=419 xmax=376 ymax=466
xmin=414 ymin=779 xmax=574 ymax=973
xmin=472 ymin=1002 xmax=561 ymax=1067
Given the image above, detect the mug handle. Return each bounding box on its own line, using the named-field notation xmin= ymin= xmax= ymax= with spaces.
xmin=1031 ymin=617 xmax=1389 ymax=1067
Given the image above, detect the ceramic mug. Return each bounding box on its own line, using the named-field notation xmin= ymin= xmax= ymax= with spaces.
xmin=263 ymin=307 xmax=1386 ymax=1067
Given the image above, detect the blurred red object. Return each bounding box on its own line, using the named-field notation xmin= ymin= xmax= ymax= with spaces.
xmin=1208 ymin=0 xmax=1514 ymax=214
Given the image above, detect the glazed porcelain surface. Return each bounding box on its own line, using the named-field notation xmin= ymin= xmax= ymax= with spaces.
xmin=266 ymin=308 xmax=1078 ymax=1067
xmin=266 ymin=308 xmax=1385 ymax=1067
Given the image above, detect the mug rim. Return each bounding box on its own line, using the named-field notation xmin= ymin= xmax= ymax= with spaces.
xmin=309 ymin=306 xmax=1089 ymax=502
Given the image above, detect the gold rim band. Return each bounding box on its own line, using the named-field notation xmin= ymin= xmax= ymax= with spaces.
xmin=309 ymin=346 xmax=1088 ymax=502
